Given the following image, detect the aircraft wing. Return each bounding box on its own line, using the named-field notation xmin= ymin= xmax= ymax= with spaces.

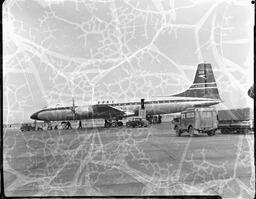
xmin=91 ymin=104 xmax=135 ymax=119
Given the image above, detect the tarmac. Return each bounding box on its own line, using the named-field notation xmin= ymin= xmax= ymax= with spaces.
xmin=3 ymin=123 xmax=255 ymax=198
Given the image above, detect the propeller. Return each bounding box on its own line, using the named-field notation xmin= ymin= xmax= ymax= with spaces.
xmin=71 ymin=97 xmax=76 ymax=120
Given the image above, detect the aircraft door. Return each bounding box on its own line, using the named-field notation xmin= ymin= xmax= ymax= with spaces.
xmin=141 ymin=99 xmax=145 ymax=109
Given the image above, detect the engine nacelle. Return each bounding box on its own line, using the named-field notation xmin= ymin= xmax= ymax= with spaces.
xmin=75 ymin=106 xmax=92 ymax=117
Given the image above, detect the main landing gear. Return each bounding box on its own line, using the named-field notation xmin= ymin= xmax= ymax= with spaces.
xmin=104 ymin=120 xmax=123 ymax=128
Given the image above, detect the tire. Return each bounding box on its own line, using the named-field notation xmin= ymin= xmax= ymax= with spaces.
xmin=208 ymin=130 xmax=215 ymax=136
xmin=105 ymin=122 xmax=111 ymax=128
xmin=189 ymin=126 xmax=194 ymax=137
xmin=111 ymin=122 xmax=117 ymax=127
xmin=207 ymin=131 xmax=212 ymax=136
xmin=117 ymin=121 xmax=123 ymax=126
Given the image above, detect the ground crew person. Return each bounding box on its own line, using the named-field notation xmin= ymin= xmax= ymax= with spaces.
xmin=66 ymin=121 xmax=72 ymax=129
xmin=78 ymin=120 xmax=82 ymax=129
xmin=158 ymin=115 xmax=162 ymax=124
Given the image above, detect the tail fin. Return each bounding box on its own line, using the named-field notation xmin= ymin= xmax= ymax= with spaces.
xmin=172 ymin=63 xmax=221 ymax=99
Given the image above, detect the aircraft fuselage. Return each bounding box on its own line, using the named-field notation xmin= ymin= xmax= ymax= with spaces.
xmin=31 ymin=97 xmax=220 ymax=121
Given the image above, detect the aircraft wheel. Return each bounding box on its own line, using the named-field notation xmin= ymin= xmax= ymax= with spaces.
xmin=104 ymin=122 xmax=111 ymax=128
xmin=111 ymin=122 xmax=116 ymax=127
xmin=189 ymin=126 xmax=194 ymax=137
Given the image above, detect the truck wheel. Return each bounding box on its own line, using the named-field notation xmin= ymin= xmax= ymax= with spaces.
xmin=117 ymin=121 xmax=123 ymax=126
xmin=189 ymin=126 xmax=194 ymax=137
xmin=207 ymin=131 xmax=213 ymax=136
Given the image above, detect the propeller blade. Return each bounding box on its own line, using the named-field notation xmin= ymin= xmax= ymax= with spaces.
xmin=71 ymin=97 xmax=76 ymax=120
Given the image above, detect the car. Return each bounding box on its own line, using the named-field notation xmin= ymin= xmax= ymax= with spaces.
xmin=20 ymin=123 xmax=35 ymax=132
xmin=126 ymin=117 xmax=148 ymax=128
xmin=20 ymin=123 xmax=43 ymax=131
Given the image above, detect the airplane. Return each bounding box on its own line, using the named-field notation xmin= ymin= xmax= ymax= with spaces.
xmin=30 ymin=63 xmax=222 ymax=128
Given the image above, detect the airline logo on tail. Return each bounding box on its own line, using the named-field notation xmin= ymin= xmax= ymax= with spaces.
xmin=198 ymin=74 xmax=207 ymax=79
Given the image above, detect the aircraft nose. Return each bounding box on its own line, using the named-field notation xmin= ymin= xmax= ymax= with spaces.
xmin=30 ymin=112 xmax=39 ymax=120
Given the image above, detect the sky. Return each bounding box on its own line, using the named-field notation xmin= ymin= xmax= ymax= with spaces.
xmin=3 ymin=0 xmax=254 ymax=123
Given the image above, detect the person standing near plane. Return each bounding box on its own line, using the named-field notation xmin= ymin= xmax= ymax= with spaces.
xmin=158 ymin=115 xmax=162 ymax=124
xmin=66 ymin=121 xmax=72 ymax=129
xmin=78 ymin=120 xmax=82 ymax=129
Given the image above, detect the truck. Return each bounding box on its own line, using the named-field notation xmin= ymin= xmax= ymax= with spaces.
xmin=172 ymin=107 xmax=218 ymax=137
xmin=217 ymin=107 xmax=253 ymax=134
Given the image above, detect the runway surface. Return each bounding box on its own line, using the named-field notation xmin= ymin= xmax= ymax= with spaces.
xmin=3 ymin=123 xmax=255 ymax=198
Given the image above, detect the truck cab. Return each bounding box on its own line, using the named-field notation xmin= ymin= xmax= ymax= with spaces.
xmin=173 ymin=107 xmax=218 ymax=136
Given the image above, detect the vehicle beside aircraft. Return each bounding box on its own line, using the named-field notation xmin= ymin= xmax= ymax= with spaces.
xmin=30 ymin=63 xmax=222 ymax=128
xmin=172 ymin=107 xmax=218 ymax=137
xmin=126 ymin=117 xmax=149 ymax=128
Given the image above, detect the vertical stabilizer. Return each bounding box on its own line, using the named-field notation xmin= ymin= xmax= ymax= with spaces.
xmin=172 ymin=63 xmax=221 ymax=99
